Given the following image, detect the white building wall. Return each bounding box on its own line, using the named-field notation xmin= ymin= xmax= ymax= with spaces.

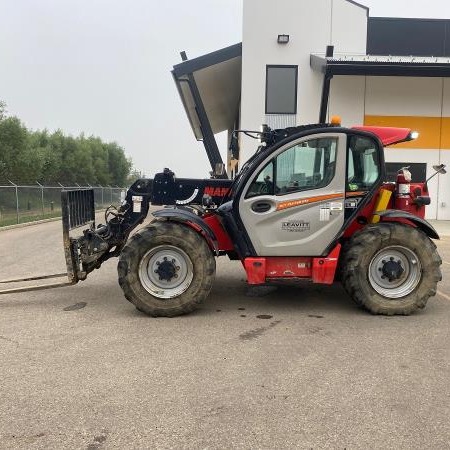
xmin=331 ymin=0 xmax=367 ymax=54
xmin=330 ymin=75 xmax=448 ymax=220
xmin=241 ymin=0 xmax=367 ymax=164
xmin=365 ymin=77 xmax=443 ymax=117
xmin=328 ymin=75 xmax=366 ymax=126
xmin=366 ymin=77 xmax=444 ymax=220
xmin=240 ymin=0 xmax=448 ymax=219
xmin=438 ymin=78 xmax=450 ymax=220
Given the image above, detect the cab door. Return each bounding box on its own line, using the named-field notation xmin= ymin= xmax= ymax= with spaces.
xmin=238 ymin=133 xmax=347 ymax=256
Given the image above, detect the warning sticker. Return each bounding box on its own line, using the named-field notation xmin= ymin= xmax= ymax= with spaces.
xmin=320 ymin=207 xmax=330 ymax=221
xmin=345 ymin=199 xmax=359 ymax=209
xmin=132 ymin=195 xmax=143 ymax=213
xmin=330 ymin=202 xmax=343 ymax=211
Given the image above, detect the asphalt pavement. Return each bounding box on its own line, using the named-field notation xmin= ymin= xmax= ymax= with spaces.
xmin=0 ymin=218 xmax=449 ymax=449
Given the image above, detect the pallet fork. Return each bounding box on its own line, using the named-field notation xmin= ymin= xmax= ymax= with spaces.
xmin=0 ymin=190 xmax=95 ymax=295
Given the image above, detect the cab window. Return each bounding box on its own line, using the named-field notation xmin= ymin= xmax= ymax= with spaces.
xmin=246 ymin=137 xmax=337 ymax=198
xmin=347 ymin=136 xmax=380 ymax=191
xmin=245 ymin=162 xmax=274 ymax=198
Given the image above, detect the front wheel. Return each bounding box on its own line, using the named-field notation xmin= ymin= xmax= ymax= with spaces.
xmin=118 ymin=221 xmax=216 ymax=317
xmin=342 ymin=223 xmax=442 ymax=315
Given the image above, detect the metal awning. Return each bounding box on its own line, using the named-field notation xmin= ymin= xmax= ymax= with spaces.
xmin=311 ymin=54 xmax=450 ymax=77
xmin=311 ymin=52 xmax=450 ymax=123
xmin=172 ymin=43 xmax=242 ymax=140
xmin=171 ymin=43 xmax=242 ymax=176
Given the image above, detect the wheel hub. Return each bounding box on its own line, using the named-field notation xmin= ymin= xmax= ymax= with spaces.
xmin=154 ymin=258 xmax=179 ymax=282
xmin=381 ymin=258 xmax=404 ymax=282
xmin=368 ymin=246 xmax=421 ymax=299
xmin=138 ymin=245 xmax=194 ymax=299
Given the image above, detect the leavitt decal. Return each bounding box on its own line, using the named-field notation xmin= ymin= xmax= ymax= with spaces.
xmin=282 ymin=221 xmax=310 ymax=232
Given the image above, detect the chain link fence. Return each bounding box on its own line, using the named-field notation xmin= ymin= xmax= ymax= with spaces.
xmin=0 ymin=183 xmax=126 ymax=227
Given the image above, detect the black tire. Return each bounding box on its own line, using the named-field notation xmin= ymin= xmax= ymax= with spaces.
xmin=117 ymin=221 xmax=216 ymax=317
xmin=341 ymin=223 xmax=442 ymax=315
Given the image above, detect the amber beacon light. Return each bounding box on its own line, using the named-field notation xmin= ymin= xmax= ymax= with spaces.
xmin=330 ymin=115 xmax=342 ymax=126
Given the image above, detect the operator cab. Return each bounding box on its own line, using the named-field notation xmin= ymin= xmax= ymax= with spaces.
xmin=228 ymin=124 xmax=385 ymax=257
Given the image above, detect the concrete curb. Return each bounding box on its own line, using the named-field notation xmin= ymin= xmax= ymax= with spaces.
xmin=0 ymin=208 xmax=107 ymax=232
xmin=0 ymin=216 xmax=62 ymax=232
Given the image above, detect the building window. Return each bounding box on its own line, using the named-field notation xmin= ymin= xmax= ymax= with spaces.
xmin=265 ymin=65 xmax=298 ymax=115
xmin=385 ymin=162 xmax=427 ymax=183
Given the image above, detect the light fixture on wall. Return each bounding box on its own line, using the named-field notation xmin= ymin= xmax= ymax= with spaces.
xmin=277 ymin=34 xmax=290 ymax=44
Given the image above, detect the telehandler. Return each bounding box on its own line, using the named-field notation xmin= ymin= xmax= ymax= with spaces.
xmin=0 ymin=119 xmax=445 ymax=317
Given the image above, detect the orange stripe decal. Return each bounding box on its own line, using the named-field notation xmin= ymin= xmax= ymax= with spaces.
xmin=346 ymin=191 xmax=368 ymax=197
xmin=276 ymin=193 xmax=343 ymax=211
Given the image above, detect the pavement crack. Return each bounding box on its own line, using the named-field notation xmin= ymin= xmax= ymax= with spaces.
xmin=239 ymin=320 xmax=281 ymax=341
xmin=0 ymin=335 xmax=20 ymax=345
xmin=86 ymin=429 xmax=108 ymax=450
xmin=63 ymin=302 xmax=87 ymax=311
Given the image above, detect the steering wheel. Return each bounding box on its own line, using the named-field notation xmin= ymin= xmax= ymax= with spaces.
xmin=258 ymin=182 xmax=269 ymax=194
xmin=105 ymin=205 xmax=121 ymax=223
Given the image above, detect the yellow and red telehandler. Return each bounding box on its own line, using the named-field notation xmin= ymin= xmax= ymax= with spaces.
xmin=0 ymin=120 xmax=445 ymax=317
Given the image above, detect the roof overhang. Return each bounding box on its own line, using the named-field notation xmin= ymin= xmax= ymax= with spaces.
xmin=172 ymin=43 xmax=242 ymax=141
xmin=345 ymin=0 xmax=369 ymax=15
xmin=311 ymin=54 xmax=450 ymax=77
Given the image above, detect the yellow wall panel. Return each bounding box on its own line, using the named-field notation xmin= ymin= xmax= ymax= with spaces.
xmin=364 ymin=115 xmax=442 ymax=149
xmin=440 ymin=117 xmax=450 ymax=149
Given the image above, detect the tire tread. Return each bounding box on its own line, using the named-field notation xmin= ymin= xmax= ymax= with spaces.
xmin=117 ymin=221 xmax=216 ymax=317
xmin=341 ymin=223 xmax=442 ymax=315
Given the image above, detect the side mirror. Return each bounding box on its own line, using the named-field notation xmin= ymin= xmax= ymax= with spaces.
xmin=432 ymin=164 xmax=447 ymax=175
xmin=424 ymin=164 xmax=446 ymax=192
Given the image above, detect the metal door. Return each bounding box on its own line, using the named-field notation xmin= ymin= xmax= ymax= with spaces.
xmin=238 ymin=133 xmax=347 ymax=256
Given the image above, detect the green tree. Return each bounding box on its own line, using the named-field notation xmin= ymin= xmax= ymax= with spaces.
xmin=0 ymin=100 xmax=6 ymax=121
xmin=0 ymin=116 xmax=30 ymax=181
xmin=107 ymin=142 xmax=132 ymax=185
xmin=0 ymin=101 xmax=132 ymax=185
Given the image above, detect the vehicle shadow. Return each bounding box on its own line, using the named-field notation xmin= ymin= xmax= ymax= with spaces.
xmin=197 ymin=273 xmax=364 ymax=317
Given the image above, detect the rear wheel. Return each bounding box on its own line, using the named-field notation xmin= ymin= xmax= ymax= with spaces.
xmin=118 ymin=221 xmax=216 ymax=317
xmin=342 ymin=223 xmax=442 ymax=315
